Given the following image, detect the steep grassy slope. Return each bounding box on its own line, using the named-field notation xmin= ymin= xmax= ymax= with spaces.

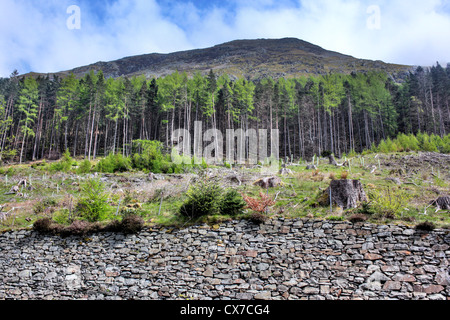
xmin=1 ymin=151 xmax=448 ymax=233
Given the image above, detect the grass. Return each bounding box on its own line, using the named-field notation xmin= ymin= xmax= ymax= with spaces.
xmin=0 ymin=151 xmax=449 ymax=233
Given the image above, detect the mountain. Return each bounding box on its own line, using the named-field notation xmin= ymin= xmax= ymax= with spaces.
xmin=29 ymin=38 xmax=415 ymax=81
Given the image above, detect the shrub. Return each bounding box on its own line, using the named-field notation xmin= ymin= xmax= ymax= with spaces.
xmin=367 ymin=187 xmax=412 ymax=219
xmin=0 ymin=148 xmax=17 ymax=162
xmin=131 ymin=140 xmax=166 ymax=173
xmin=242 ymin=192 xmax=276 ymax=214
xmin=219 ymin=189 xmax=247 ymax=216
xmin=75 ymin=178 xmax=109 ymax=222
xmin=395 ymin=133 xmax=420 ymax=152
xmin=95 ymin=153 xmax=131 ymax=173
xmin=77 ymin=159 xmax=92 ymax=174
xmin=417 ymin=132 xmax=438 ymax=152
xmin=52 ymin=209 xmax=72 ymax=225
xmin=357 ymin=201 xmax=375 ymax=215
xmin=49 ymin=149 xmax=73 ymax=172
xmin=179 ymin=181 xmax=222 ymax=218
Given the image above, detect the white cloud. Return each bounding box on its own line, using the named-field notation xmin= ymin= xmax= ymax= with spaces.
xmin=0 ymin=0 xmax=191 ymax=77
xmin=0 ymin=0 xmax=449 ymax=77
xmin=167 ymin=0 xmax=450 ymax=66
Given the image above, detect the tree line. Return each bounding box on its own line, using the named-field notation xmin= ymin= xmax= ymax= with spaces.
xmin=0 ymin=63 xmax=449 ymax=164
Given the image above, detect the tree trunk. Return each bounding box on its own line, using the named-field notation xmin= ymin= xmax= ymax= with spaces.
xmin=32 ymin=99 xmax=43 ymax=161
xmin=73 ymin=121 xmax=79 ymax=157
xmin=348 ymin=95 xmax=354 ymax=152
xmin=88 ymin=102 xmax=97 ymax=160
xmin=93 ymin=116 xmax=99 ymax=159
xmin=84 ymin=102 xmax=92 ymax=158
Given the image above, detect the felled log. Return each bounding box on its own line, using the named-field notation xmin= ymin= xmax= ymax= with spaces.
xmin=321 ymin=179 xmax=368 ymax=210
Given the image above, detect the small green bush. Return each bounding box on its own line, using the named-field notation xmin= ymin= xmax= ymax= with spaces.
xmin=75 ymin=178 xmax=110 ymax=222
xmin=179 ymin=181 xmax=222 ymax=218
xmin=52 ymin=209 xmax=71 ymax=225
xmin=179 ymin=182 xmax=248 ymax=219
xmin=368 ymin=187 xmax=412 ymax=219
xmin=373 ymin=132 xmax=450 ymax=155
xmin=95 ymin=153 xmax=131 ymax=173
xmin=77 ymin=159 xmax=92 ymax=174
xmin=219 ymin=189 xmax=247 ymax=216
xmin=0 ymin=148 xmax=17 ymax=162
xmin=49 ymin=149 xmax=73 ymax=172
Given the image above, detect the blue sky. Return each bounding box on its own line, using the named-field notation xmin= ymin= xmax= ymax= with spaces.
xmin=1 ymin=0 xmax=450 ymax=77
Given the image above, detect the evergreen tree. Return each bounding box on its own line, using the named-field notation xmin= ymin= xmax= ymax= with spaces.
xmin=17 ymin=77 xmax=39 ymax=163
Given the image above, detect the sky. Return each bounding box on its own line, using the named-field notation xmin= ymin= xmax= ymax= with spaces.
xmin=1 ymin=0 xmax=450 ymax=77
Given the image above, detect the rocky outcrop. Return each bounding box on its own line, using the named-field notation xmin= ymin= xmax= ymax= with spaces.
xmin=0 ymin=218 xmax=448 ymax=300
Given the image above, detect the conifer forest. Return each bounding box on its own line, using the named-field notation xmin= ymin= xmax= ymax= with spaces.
xmin=1 ymin=63 xmax=450 ymax=165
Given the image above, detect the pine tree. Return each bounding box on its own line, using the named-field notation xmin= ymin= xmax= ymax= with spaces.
xmin=17 ymin=77 xmax=39 ymax=163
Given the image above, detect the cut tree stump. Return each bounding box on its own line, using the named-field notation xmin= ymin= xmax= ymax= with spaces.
xmin=279 ymin=168 xmax=293 ymax=175
xmin=321 ymin=179 xmax=368 ymax=210
xmin=328 ymin=154 xmax=339 ymax=166
xmin=253 ymin=176 xmax=283 ymax=189
xmin=430 ymin=196 xmax=450 ymax=210
xmin=328 ymin=154 xmax=345 ymax=167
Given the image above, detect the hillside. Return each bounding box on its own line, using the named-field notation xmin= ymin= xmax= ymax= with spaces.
xmin=28 ymin=38 xmax=415 ymax=81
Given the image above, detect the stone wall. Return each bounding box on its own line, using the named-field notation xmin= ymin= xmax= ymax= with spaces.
xmin=0 ymin=218 xmax=449 ymax=300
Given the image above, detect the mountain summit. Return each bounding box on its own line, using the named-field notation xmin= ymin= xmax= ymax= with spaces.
xmin=43 ymin=38 xmax=414 ymax=80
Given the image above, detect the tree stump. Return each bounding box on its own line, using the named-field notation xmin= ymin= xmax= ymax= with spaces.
xmin=227 ymin=174 xmax=242 ymax=185
xmin=430 ymin=196 xmax=450 ymax=210
xmin=322 ymin=179 xmax=368 ymax=209
xmin=279 ymin=168 xmax=293 ymax=175
xmin=253 ymin=176 xmax=283 ymax=189
xmin=328 ymin=154 xmax=339 ymax=166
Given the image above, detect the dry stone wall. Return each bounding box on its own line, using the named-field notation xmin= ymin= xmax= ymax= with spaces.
xmin=0 ymin=218 xmax=449 ymax=300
